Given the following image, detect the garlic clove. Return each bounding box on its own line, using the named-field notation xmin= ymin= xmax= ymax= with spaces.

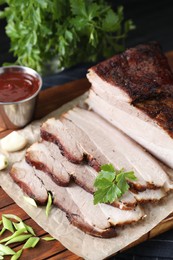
xmin=0 ymin=154 xmax=8 ymax=170
xmin=0 ymin=131 xmax=28 ymax=152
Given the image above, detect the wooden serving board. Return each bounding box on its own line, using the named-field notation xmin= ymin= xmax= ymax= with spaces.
xmin=0 ymin=52 xmax=173 ymax=259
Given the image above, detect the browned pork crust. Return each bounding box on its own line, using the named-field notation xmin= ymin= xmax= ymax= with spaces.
xmin=90 ymin=42 xmax=173 ymax=137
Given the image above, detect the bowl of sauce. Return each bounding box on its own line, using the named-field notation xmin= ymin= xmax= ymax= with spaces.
xmin=0 ymin=66 xmax=42 ymax=130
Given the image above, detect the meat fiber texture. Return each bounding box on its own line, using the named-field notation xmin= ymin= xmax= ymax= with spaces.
xmin=1 ymin=94 xmax=173 ymax=260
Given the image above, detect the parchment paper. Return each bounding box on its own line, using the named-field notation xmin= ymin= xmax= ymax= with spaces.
xmin=0 ymin=93 xmax=173 ymax=260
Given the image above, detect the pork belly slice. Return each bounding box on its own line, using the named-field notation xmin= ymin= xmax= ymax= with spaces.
xmin=10 ymin=161 xmax=48 ymax=205
xmin=132 ymin=188 xmax=166 ymax=203
xmin=26 ymin=142 xmax=70 ymax=186
xmin=87 ymin=42 xmax=173 ymax=169
xmin=10 ymin=160 xmax=145 ymax=237
xmin=64 ymin=107 xmax=173 ymax=192
xmin=41 ymin=118 xmax=100 ymax=171
xmin=67 ymin=185 xmax=144 ymax=227
xmin=87 ymin=90 xmax=173 ymax=173
xmin=26 ymin=141 xmax=137 ymax=210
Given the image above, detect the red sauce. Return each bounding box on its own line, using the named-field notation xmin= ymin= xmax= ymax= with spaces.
xmin=0 ymin=70 xmax=40 ymax=102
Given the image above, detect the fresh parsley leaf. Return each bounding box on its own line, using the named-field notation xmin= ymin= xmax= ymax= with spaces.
xmin=70 ymin=0 xmax=86 ymax=16
xmin=94 ymin=164 xmax=137 ymax=205
xmin=124 ymin=171 xmax=138 ymax=181
xmin=116 ymin=173 xmax=130 ymax=194
xmin=94 ymin=178 xmax=113 ymax=189
xmin=101 ymin=163 xmax=115 ymax=172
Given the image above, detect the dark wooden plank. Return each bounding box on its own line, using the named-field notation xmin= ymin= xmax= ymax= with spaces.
xmin=0 ymin=203 xmax=29 ymax=220
xmin=49 ymin=249 xmax=83 ymax=260
xmin=12 ymin=236 xmax=65 ymax=260
xmin=0 ymin=187 xmax=14 ymax=208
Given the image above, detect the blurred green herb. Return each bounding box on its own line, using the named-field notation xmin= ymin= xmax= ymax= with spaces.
xmin=94 ymin=164 xmax=137 ymax=205
xmin=0 ymin=0 xmax=135 ymax=73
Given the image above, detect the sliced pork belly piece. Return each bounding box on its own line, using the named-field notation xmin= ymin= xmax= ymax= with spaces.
xmin=87 ymin=90 xmax=173 ymax=172
xmin=26 ymin=142 xmax=70 ymax=186
xmin=87 ymin=42 xmax=173 ymax=169
xmin=26 ymin=141 xmax=137 ymax=210
xmin=64 ymin=108 xmax=173 ymax=192
xmin=41 ymin=118 xmax=100 ymax=171
xmin=67 ymin=185 xmax=144 ymax=227
xmin=132 ymin=188 xmax=166 ymax=203
xmin=10 ymin=160 xmax=48 ymax=205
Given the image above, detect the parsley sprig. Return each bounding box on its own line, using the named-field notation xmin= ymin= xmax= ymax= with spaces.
xmin=0 ymin=0 xmax=135 ymax=72
xmin=93 ymin=164 xmax=137 ymax=205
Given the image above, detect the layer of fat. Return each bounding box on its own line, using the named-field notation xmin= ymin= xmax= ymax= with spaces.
xmin=87 ymin=70 xmax=131 ymax=103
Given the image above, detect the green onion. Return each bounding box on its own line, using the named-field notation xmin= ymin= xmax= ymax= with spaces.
xmin=11 ymin=249 xmax=23 ymax=260
xmin=13 ymin=222 xmax=26 ymax=232
xmin=0 ymin=228 xmax=5 ymax=236
xmin=0 ymin=228 xmax=26 ymax=243
xmin=0 ymin=244 xmax=15 ymax=255
xmin=23 ymin=237 xmax=40 ymax=249
xmin=24 ymin=224 xmax=36 ymax=236
xmin=5 ymin=234 xmax=32 ymax=245
xmin=2 ymin=216 xmax=14 ymax=233
xmin=42 ymin=236 xmax=55 ymax=241
xmin=2 ymin=214 xmax=22 ymax=222
xmin=46 ymin=192 xmax=53 ymax=217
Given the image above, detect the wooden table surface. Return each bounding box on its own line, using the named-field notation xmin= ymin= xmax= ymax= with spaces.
xmin=0 ymin=52 xmax=173 ymax=259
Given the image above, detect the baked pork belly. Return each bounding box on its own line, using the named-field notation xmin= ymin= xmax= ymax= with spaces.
xmin=10 ymin=160 xmax=48 ymax=205
xmin=87 ymin=42 xmax=173 ymax=169
xmin=9 ymin=160 xmax=145 ymax=238
xmin=26 ymin=141 xmax=71 ymax=187
xmin=133 ymin=188 xmax=166 ymax=203
xmin=26 ymin=140 xmax=137 ymax=210
xmin=41 ymin=118 xmax=100 ymax=171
